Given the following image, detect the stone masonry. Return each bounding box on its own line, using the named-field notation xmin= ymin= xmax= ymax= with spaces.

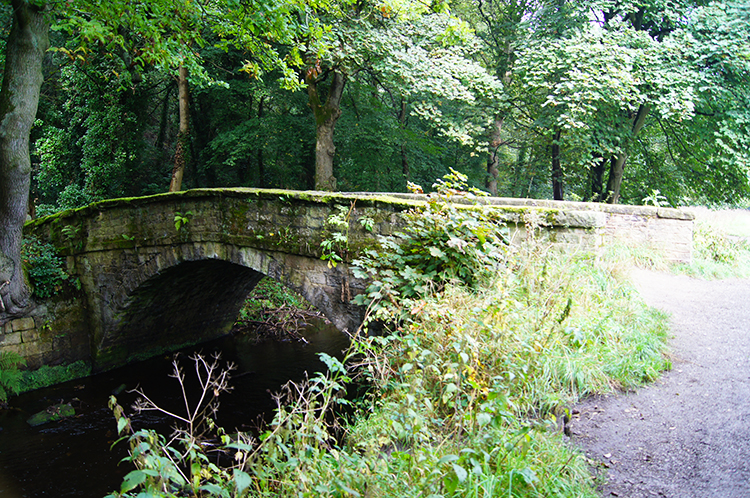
xmin=0 ymin=189 xmax=694 ymax=379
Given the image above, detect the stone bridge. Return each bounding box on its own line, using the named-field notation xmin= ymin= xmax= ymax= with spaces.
xmin=1 ymin=188 xmax=694 ymax=378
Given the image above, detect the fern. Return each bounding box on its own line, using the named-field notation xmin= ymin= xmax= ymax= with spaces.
xmin=0 ymin=351 xmax=26 ymax=403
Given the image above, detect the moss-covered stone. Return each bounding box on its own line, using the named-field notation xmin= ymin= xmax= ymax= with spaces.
xmin=26 ymin=403 xmax=75 ymax=426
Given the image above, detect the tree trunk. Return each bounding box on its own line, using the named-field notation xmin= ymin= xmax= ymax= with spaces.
xmin=169 ymin=64 xmax=189 ymax=192
xmin=0 ymin=1 xmax=49 ymax=316
xmin=605 ymin=103 xmax=651 ymax=204
xmin=256 ymin=95 xmax=265 ymax=187
xmin=307 ymin=69 xmax=346 ymax=191
xmin=486 ymin=116 xmax=504 ymax=196
xmin=398 ymin=99 xmax=409 ymax=183
xmin=550 ymin=129 xmax=564 ymax=200
xmin=589 ymin=155 xmax=607 ymax=202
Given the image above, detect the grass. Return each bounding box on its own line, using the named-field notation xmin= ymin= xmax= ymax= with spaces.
xmin=676 ymin=207 xmax=750 ymax=279
xmin=327 ymin=243 xmax=670 ymax=497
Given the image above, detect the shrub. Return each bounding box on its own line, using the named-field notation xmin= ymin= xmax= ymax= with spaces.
xmin=21 ymin=236 xmax=70 ymax=298
xmin=352 ymin=169 xmax=509 ymax=326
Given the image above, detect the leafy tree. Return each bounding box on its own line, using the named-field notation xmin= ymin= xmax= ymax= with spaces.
xmin=35 ymin=61 xmax=170 ymax=214
xmin=466 ymin=0 xmax=749 ymax=203
xmin=292 ymin=3 xmax=503 ymax=190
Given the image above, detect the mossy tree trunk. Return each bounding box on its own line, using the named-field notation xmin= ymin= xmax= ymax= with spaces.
xmin=486 ymin=116 xmax=504 ymax=196
xmin=0 ymin=0 xmax=49 ymax=315
xmin=169 ymin=64 xmax=189 ymax=192
xmin=307 ymin=68 xmax=346 ymax=191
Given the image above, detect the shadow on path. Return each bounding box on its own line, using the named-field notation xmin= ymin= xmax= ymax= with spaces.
xmin=571 ymin=270 xmax=750 ymax=498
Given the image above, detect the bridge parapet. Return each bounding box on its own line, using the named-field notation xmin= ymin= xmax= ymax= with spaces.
xmin=5 ymin=189 xmax=693 ymax=378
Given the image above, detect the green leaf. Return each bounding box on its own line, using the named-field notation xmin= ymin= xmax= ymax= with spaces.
xmin=234 ymin=470 xmax=252 ymax=494
xmin=452 ymin=463 xmax=468 ymax=482
xmin=199 ymin=483 xmax=230 ymax=497
xmin=120 ymin=470 xmax=148 ymax=493
xmin=428 ymin=246 xmax=446 ymax=258
xmin=116 ymin=416 xmax=128 ymax=435
xmin=437 ymin=454 xmax=459 ymax=465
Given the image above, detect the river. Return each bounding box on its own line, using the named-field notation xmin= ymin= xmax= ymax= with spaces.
xmin=0 ymin=318 xmax=350 ymax=497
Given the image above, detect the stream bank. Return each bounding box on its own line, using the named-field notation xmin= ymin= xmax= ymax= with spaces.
xmin=0 ymin=318 xmax=349 ymax=497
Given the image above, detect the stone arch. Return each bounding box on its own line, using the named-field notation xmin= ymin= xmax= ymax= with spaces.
xmin=89 ymin=242 xmax=365 ymax=371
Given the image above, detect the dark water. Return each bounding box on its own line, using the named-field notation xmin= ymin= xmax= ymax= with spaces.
xmin=0 ymin=319 xmax=350 ymax=498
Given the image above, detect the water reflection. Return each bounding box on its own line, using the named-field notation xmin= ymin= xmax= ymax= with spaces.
xmin=0 ymin=318 xmax=349 ymax=497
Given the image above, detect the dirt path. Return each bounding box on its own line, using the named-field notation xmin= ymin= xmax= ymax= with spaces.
xmin=571 ymin=269 xmax=750 ymax=498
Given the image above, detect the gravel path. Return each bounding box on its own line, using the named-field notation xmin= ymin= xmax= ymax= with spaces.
xmin=571 ymin=269 xmax=750 ymax=498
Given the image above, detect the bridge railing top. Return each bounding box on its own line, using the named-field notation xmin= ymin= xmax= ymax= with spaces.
xmin=25 ymin=187 xmax=694 ymax=232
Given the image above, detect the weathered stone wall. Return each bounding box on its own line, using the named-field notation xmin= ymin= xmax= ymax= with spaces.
xmin=0 ymin=189 xmax=694 ymax=380
xmin=0 ymin=290 xmax=90 ymax=370
xmin=369 ymin=193 xmax=693 ymax=261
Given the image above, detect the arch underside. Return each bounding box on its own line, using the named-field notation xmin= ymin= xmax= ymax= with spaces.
xmin=87 ymin=243 xmax=365 ymax=371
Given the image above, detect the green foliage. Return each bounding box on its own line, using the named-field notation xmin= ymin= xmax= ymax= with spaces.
xmin=18 ymin=360 xmax=91 ymax=393
xmin=235 ymin=277 xmax=311 ymax=324
xmin=0 ymin=351 xmax=26 ymax=404
xmin=34 ymin=61 xmax=167 ymax=212
xmin=173 ymin=211 xmax=193 ymax=231
xmin=352 ymin=169 xmax=509 ymax=325
xmin=642 ymin=189 xmax=669 ymax=207
xmin=677 ymin=219 xmax=750 ymax=279
xmin=21 ymin=236 xmax=70 ymax=298
xmin=320 ymin=204 xmax=352 ymax=268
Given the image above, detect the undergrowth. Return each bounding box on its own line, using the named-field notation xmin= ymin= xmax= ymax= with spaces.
xmin=677 ymin=219 xmax=750 ymax=279
xmin=21 ymin=236 xmax=71 ymax=298
xmin=0 ymin=351 xmax=25 ymax=404
xmin=107 ymin=171 xmax=670 ymax=497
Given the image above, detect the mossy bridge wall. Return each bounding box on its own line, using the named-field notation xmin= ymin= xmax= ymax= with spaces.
xmin=0 ymin=189 xmax=693 ymax=377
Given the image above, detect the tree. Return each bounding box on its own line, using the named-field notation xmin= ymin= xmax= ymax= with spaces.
xmin=494 ymin=0 xmax=750 ymax=204
xmin=296 ymin=6 xmax=502 ymax=190
xmin=170 ymin=64 xmax=190 ymax=191
xmin=306 ymin=65 xmax=346 ymax=190
xmin=0 ymin=0 xmax=49 ymax=315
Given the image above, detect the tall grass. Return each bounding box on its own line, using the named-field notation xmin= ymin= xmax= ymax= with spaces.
xmin=677 ymin=208 xmax=750 ymax=279
xmin=331 ymin=242 xmax=669 ymax=497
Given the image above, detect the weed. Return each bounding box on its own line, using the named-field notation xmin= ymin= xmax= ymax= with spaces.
xmin=174 ymin=211 xmax=193 ymax=232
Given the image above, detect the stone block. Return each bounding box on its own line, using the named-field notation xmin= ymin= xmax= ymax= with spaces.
xmin=11 ymin=317 xmax=36 ymax=332
xmin=21 ymin=329 xmax=40 ymax=343
xmin=0 ymin=343 xmax=23 ymax=356
xmin=0 ymin=331 xmax=22 ymax=345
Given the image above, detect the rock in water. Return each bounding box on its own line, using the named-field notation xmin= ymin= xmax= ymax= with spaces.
xmin=26 ymin=403 xmax=75 ymax=427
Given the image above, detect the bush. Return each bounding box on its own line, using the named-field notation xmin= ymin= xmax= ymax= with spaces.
xmin=352 ymin=169 xmax=509 ymax=326
xmin=21 ymin=236 xmax=70 ymax=298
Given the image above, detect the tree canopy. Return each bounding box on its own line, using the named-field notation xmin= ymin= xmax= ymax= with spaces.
xmin=1 ymin=0 xmax=749 ymax=313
